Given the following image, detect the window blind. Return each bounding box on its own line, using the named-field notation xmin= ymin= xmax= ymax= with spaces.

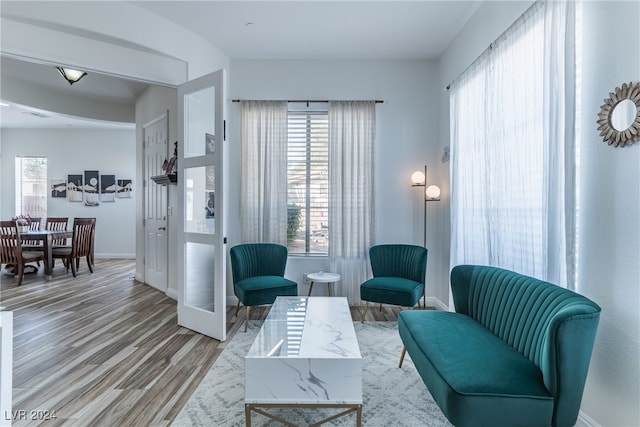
xmin=15 ymin=156 xmax=48 ymax=219
xmin=287 ymin=111 xmax=329 ymax=254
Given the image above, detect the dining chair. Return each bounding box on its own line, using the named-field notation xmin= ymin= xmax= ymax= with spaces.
xmin=44 ymin=217 xmax=70 ymax=270
xmin=45 ymin=217 xmax=70 ymax=248
xmin=360 ymin=244 xmax=428 ymax=321
xmin=20 ymin=217 xmax=43 ymax=272
xmin=0 ymin=220 xmax=44 ymax=286
xmin=230 ymin=243 xmax=298 ymax=332
xmin=52 ymin=218 xmax=96 ymax=277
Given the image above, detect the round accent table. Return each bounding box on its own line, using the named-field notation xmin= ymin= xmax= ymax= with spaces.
xmin=306 ymin=272 xmax=341 ymax=297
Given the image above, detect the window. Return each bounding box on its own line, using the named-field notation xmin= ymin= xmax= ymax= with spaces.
xmin=287 ymin=109 xmax=329 ymax=255
xmin=450 ymin=1 xmax=576 ymax=287
xmin=15 ymin=156 xmax=47 ymax=219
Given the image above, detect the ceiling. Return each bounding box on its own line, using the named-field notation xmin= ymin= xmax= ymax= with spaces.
xmin=0 ymin=1 xmax=482 ymax=129
xmin=131 ymin=1 xmax=482 ymax=60
xmin=0 ymin=56 xmax=146 ymax=129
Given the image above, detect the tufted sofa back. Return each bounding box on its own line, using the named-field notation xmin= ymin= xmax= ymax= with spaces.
xmin=451 ymin=264 xmax=601 ymax=427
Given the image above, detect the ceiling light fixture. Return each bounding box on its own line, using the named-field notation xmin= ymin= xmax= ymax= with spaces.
xmin=56 ymin=67 xmax=87 ymax=85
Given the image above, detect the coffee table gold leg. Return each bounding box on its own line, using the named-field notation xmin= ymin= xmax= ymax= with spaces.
xmin=327 ymin=282 xmax=332 ymax=296
xmin=308 ymin=281 xmax=315 ymax=296
xmin=357 ymin=404 xmax=362 ymax=426
xmin=245 ymin=404 xmax=251 ymax=427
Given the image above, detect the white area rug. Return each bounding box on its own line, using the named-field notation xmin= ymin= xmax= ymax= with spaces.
xmin=172 ymin=321 xmax=452 ymax=426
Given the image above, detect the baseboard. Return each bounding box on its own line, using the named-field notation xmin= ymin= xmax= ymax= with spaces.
xmin=426 ymin=296 xmax=448 ymax=311
xmin=166 ymin=287 xmax=178 ymax=300
xmin=575 ymin=410 xmax=601 ymax=427
xmin=94 ymin=253 xmax=136 ymax=259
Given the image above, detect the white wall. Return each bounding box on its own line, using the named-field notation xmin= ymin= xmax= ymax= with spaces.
xmin=228 ymin=59 xmax=443 ymax=304
xmin=437 ymin=1 xmax=640 ymax=426
xmin=577 ymin=2 xmax=640 ymax=426
xmin=0 ymin=128 xmax=136 ymax=257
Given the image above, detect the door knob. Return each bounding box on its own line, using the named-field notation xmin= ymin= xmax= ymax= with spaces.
xmin=158 ymin=226 xmax=166 ymax=231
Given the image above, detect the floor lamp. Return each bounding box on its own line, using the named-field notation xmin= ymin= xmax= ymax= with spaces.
xmin=411 ymin=165 xmax=440 ymax=309
xmin=410 ymin=165 xmax=440 ymax=248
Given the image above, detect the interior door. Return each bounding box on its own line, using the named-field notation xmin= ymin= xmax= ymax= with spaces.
xmin=177 ymin=69 xmax=227 ymax=341
xmin=144 ymin=112 xmax=169 ymax=291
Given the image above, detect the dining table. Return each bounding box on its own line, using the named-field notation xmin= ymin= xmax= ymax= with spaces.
xmin=21 ymin=229 xmax=73 ymax=277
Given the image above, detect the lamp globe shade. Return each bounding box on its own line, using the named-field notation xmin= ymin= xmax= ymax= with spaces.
xmin=426 ymin=185 xmax=441 ymax=199
xmin=411 ymin=171 xmax=425 ymax=185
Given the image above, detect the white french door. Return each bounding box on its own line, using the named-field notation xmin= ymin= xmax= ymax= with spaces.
xmin=177 ymin=69 xmax=227 ymax=341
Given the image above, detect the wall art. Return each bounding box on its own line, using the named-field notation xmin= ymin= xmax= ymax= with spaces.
xmin=51 ymin=179 xmax=66 ymax=198
xmin=100 ymin=174 xmax=116 ymax=202
xmin=84 ymin=170 xmax=100 ymax=206
xmin=67 ymin=174 xmax=83 ymax=202
xmin=117 ymin=179 xmax=133 ymax=198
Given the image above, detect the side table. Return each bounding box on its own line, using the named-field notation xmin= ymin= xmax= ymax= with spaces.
xmin=307 ymin=272 xmax=341 ymax=296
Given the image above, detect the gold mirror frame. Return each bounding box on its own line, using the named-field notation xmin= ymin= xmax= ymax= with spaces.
xmin=596 ymin=81 xmax=640 ymax=147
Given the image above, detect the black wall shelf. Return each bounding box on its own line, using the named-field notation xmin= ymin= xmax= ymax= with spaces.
xmin=151 ymin=173 xmax=177 ymax=185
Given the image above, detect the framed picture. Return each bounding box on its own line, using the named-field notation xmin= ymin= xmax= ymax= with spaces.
xmin=206 ymin=166 xmax=215 ymax=190
xmin=206 ymin=133 xmax=215 ymax=155
xmin=117 ymin=179 xmax=133 ymax=198
xmin=67 ymin=174 xmax=83 ymax=202
xmin=84 ymin=170 xmax=100 ymax=206
xmin=165 ymin=157 xmax=176 ymax=175
xmin=100 ymin=174 xmax=116 ymax=202
xmin=51 ymin=179 xmax=66 ymax=198
xmin=205 ymin=191 xmax=215 ymax=218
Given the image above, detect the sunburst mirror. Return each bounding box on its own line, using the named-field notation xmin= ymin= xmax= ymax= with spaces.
xmin=596 ymin=81 xmax=640 ymax=147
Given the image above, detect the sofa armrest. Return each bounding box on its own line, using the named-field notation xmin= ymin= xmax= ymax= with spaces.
xmin=541 ymin=306 xmax=601 ymax=427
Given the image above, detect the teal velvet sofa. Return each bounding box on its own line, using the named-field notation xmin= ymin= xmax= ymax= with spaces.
xmin=398 ymin=265 xmax=601 ymax=427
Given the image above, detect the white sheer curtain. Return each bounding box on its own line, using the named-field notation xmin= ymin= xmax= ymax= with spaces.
xmin=450 ymin=0 xmax=576 ymax=288
xmin=328 ymin=101 xmax=376 ymax=304
xmin=239 ymin=101 xmax=288 ymax=244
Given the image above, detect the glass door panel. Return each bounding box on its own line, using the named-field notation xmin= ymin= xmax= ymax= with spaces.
xmin=185 ymin=166 xmax=215 ymax=234
xmin=184 ymin=86 xmax=215 ymax=159
xmin=185 ymin=242 xmax=215 ymax=311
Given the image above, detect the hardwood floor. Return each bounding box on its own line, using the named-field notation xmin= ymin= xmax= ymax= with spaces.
xmin=0 ymin=259 xmax=402 ymax=426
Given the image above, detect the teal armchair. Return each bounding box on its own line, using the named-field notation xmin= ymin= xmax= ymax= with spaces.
xmin=230 ymin=243 xmax=298 ymax=331
xmin=360 ymin=244 xmax=428 ymax=320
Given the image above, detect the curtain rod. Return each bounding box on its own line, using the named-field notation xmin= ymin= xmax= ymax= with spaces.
xmin=232 ymin=99 xmax=383 ymax=104
xmin=444 ymin=0 xmax=543 ymax=92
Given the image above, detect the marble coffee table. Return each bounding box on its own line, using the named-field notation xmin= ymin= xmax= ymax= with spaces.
xmin=245 ymin=296 xmax=362 ymax=426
